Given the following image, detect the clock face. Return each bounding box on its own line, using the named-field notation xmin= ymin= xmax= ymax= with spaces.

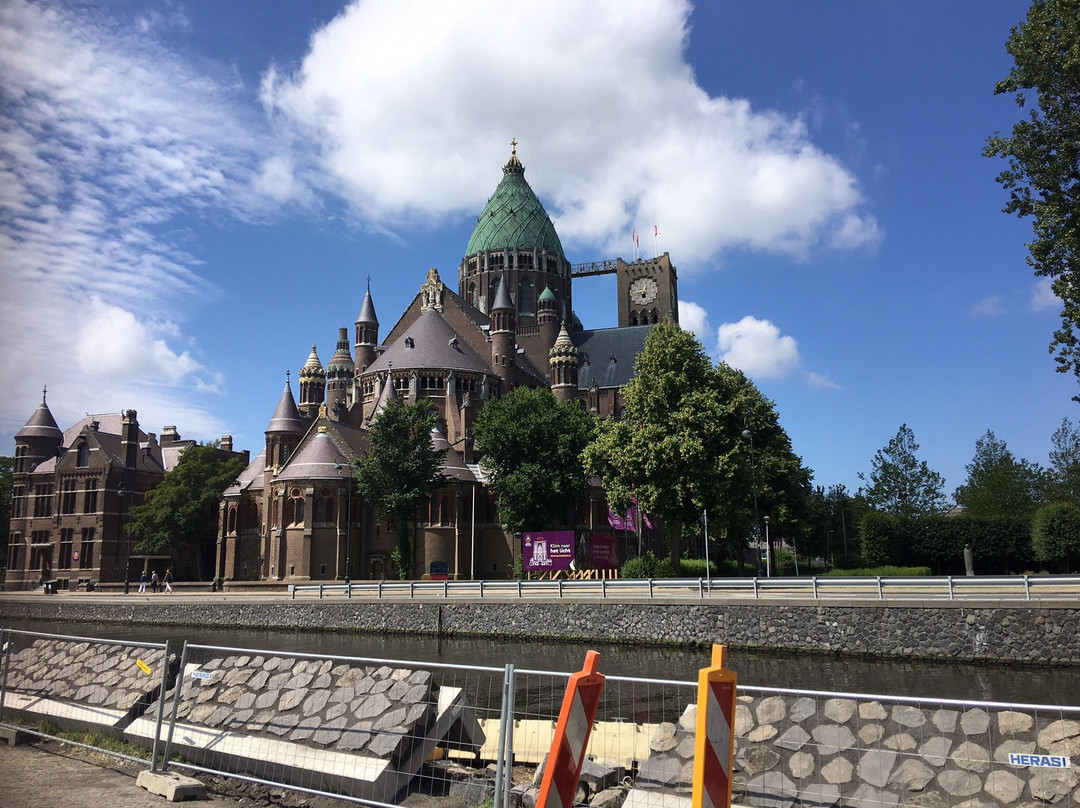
xmin=630 ymin=277 xmax=658 ymax=306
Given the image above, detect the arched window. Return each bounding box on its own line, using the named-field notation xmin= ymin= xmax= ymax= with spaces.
xmin=440 ymin=495 xmax=450 ymax=525
xmin=468 ymin=282 xmax=477 ymax=307
xmin=227 ymin=506 xmax=237 ymax=534
xmin=289 ymin=488 xmax=304 ymax=525
xmin=315 ymin=487 xmax=334 ymax=523
xmin=518 ymin=280 xmax=533 ymax=315
xmin=76 ymin=442 xmax=90 ymax=467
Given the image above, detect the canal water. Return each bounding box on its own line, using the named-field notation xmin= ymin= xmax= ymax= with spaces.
xmin=3 ymin=618 xmax=1077 ymax=706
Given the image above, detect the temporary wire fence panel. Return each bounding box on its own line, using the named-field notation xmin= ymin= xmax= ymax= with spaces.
xmin=0 ymin=627 xmax=173 ymax=766
xmin=506 ymin=666 xmax=700 ymax=808
xmin=131 ymin=643 xmax=506 ymax=806
xmin=732 ymin=685 xmax=1080 ymax=807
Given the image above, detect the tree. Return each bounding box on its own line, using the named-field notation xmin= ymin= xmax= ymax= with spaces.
xmin=984 ymin=0 xmax=1080 ymax=387
xmin=472 ymin=386 xmax=596 ymax=536
xmin=583 ymin=319 xmax=809 ymax=568
xmin=953 ymin=430 xmax=1047 ymax=519
xmin=128 ymin=444 xmax=246 ymax=581
xmin=354 ymin=398 xmax=446 ymax=579
xmin=0 ymin=456 xmax=12 ymax=567
xmin=860 ymin=424 xmax=947 ymax=517
xmin=1048 ymin=417 xmax=1080 ymax=502
xmin=1031 ymin=501 xmax=1080 ymax=571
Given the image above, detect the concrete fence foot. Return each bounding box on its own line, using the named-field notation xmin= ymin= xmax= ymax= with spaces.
xmin=136 ymin=770 xmax=206 ymax=802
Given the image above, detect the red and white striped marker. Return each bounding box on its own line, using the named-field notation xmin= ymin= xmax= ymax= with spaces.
xmin=537 ymin=649 xmax=606 ymax=808
xmin=692 ymin=644 xmax=737 ymax=808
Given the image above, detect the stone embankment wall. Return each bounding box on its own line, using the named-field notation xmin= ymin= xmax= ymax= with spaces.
xmin=1 ymin=598 xmax=1078 ymax=664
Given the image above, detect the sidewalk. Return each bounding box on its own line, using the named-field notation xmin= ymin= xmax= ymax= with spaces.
xmin=0 ymin=741 xmax=353 ymax=807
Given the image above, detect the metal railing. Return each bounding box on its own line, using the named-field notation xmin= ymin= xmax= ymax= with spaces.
xmin=2 ymin=626 xmax=1079 ymax=808
xmin=289 ymin=574 xmax=1080 ymax=601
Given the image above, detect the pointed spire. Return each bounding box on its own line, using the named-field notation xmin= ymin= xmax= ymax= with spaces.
xmin=503 ymin=138 xmax=524 ymax=175
xmin=303 ymin=345 xmax=323 ymax=372
xmin=357 ymin=285 xmax=378 ymax=326
xmin=16 ymin=386 xmax=63 ymax=440
xmin=266 ymin=374 xmax=304 ymax=434
xmin=492 ymin=271 xmax=514 ymax=312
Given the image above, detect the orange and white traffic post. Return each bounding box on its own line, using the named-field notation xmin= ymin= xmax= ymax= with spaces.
xmin=692 ymin=644 xmax=737 ymax=808
xmin=536 ymin=649 xmax=606 ymax=808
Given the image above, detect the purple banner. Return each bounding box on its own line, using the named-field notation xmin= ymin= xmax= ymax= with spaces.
xmin=590 ymin=532 xmax=620 ymax=569
xmin=606 ymin=501 xmax=657 ymax=532
xmin=522 ymin=530 xmax=575 ymax=571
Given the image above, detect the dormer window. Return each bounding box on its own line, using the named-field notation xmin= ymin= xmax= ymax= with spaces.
xmin=76 ymin=442 xmax=90 ymax=467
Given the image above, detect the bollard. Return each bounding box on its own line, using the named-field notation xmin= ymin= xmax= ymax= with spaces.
xmin=536 ymin=650 xmax=606 ymax=808
xmin=692 ymin=644 xmax=737 ymax=808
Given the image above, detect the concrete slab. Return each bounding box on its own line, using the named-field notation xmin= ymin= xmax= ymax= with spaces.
xmin=136 ymin=770 xmax=206 ymax=802
xmin=0 ymin=725 xmax=31 ymax=746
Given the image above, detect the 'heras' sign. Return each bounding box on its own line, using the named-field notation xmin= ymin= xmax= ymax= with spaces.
xmin=1008 ymin=753 xmax=1070 ymax=769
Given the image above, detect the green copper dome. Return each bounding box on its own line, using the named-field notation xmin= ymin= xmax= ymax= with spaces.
xmin=465 ymin=146 xmax=565 ymax=258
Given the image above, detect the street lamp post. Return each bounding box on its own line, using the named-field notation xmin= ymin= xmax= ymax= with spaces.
xmin=742 ymin=421 xmax=762 ymax=576
xmin=334 ymin=464 xmax=352 ymax=586
xmin=118 ymin=483 xmax=132 ymax=594
xmin=763 ymin=515 xmax=771 ymax=578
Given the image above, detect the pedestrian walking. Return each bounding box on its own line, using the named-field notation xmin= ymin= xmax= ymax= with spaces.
xmin=164 ymin=569 xmax=173 ymax=593
xmin=150 ymin=571 xmax=159 ymax=593
xmin=137 ymin=571 xmax=147 ymax=594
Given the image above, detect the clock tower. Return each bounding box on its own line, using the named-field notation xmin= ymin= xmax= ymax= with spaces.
xmin=616 ymin=253 xmax=679 ymax=327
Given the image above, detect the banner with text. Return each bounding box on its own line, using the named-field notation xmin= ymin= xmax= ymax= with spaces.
xmin=523 ymin=531 xmax=575 ymax=571
xmin=590 ymin=532 xmax=620 ymax=570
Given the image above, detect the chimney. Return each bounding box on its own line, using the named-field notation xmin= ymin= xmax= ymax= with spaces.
xmin=221 ymin=435 xmax=233 ymax=452
xmin=160 ymin=425 xmax=179 ymax=444
xmin=122 ymin=409 xmax=139 ymax=469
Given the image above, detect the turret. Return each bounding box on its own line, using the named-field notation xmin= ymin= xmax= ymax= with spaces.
xmin=549 ymin=323 xmax=579 ymax=403
xmin=13 ymin=387 xmax=63 ymax=473
xmin=490 ymin=272 xmax=516 ymax=373
xmin=355 ymin=283 xmax=379 ymax=373
xmin=327 ymin=327 xmax=355 ymax=418
xmin=537 ymin=285 xmax=559 ymax=351
xmin=298 ymin=345 xmax=325 ymax=420
xmin=121 ymin=409 xmax=139 ymax=469
xmin=265 ymin=373 xmax=305 ymax=468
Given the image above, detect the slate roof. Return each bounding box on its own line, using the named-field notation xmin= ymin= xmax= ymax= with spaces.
xmin=224 ymin=449 xmax=267 ymax=495
xmin=366 ymin=308 xmax=492 ymax=376
xmin=431 ymin=426 xmax=476 ymax=483
xmin=275 ymin=430 xmax=350 ymax=482
xmin=16 ymin=397 xmax=62 ymax=441
xmin=573 ymin=325 xmax=652 ymax=390
xmin=266 ymin=380 xmax=304 ymax=434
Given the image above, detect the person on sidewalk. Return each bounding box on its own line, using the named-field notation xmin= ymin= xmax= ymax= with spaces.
xmin=164 ymin=569 xmax=173 ymax=593
xmin=137 ymin=571 xmax=147 ymax=594
xmin=150 ymin=571 xmax=159 ymax=593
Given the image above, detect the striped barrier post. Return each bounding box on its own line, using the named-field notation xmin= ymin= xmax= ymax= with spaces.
xmin=692 ymin=644 xmax=737 ymax=808
xmin=536 ymin=649 xmax=606 ymax=808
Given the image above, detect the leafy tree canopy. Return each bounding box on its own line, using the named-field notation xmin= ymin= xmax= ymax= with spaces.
xmin=583 ymin=319 xmax=809 ymax=566
xmin=1032 ymin=501 xmax=1080 ymax=571
xmin=859 ymin=424 xmax=947 ymax=517
xmin=354 ymin=398 xmax=446 ymax=578
xmin=1049 ymin=417 xmax=1080 ymax=502
xmin=129 ymin=444 xmax=246 ymax=559
xmin=985 ymin=0 xmax=1080 ymax=387
xmin=953 ymin=429 xmax=1048 ymax=519
xmin=472 ymin=386 xmax=596 ymax=535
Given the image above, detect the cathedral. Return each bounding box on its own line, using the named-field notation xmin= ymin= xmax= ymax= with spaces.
xmin=6 ymin=145 xmax=678 ymax=589
xmin=219 ymin=144 xmax=680 ymax=584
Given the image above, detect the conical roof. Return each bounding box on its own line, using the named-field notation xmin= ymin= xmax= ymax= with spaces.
xmin=16 ymin=390 xmax=63 ymax=441
xmin=266 ymin=378 xmax=304 ymax=434
xmin=491 ymin=273 xmax=515 ymax=312
xmin=465 ymin=145 xmax=564 ymax=258
xmin=301 ymin=345 xmax=324 ymax=374
xmin=357 ymin=287 xmax=378 ymax=326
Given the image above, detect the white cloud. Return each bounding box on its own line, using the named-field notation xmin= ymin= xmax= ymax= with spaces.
xmin=971 ymin=296 xmax=1006 ymax=317
xmin=716 ymin=316 xmax=801 ymax=379
xmin=678 ymin=300 xmax=711 ymax=344
xmin=1030 ymin=278 xmax=1057 ymax=312
xmin=806 ymin=371 xmax=840 ymax=390
xmin=264 ymin=0 xmax=880 ymax=261
xmin=0 ymin=0 xmax=267 ymax=443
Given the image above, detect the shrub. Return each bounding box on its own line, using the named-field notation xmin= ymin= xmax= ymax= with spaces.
xmin=826 ymin=566 xmax=932 ymax=577
xmin=1031 ymin=502 xmax=1080 ymax=572
xmin=621 ymin=551 xmax=677 ymax=578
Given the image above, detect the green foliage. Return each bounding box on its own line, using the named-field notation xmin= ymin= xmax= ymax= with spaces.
xmin=620 ymin=551 xmax=677 ymax=579
xmin=804 ymin=484 xmax=868 ymax=568
xmin=1048 ymin=417 xmax=1080 ymax=502
xmin=826 ymin=566 xmax=932 ymax=577
xmin=354 ymin=398 xmax=447 ymax=580
xmin=859 ymin=511 xmax=903 ymax=566
xmin=909 ymin=515 xmax=1034 ymax=574
xmin=1031 ymin=502 xmax=1080 ymax=571
xmin=473 ymin=386 xmax=596 ymax=535
xmin=129 ymin=444 xmax=246 ymax=577
xmin=584 ymin=319 xmax=810 ymax=568
xmin=0 ymin=455 xmax=11 ymax=561
xmin=953 ymin=430 xmax=1047 ymax=519
xmin=985 ymin=0 xmax=1080 ymax=387
xmin=860 ymin=424 xmax=947 ymax=517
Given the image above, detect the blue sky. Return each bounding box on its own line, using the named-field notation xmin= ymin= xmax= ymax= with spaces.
xmin=0 ymin=0 xmax=1072 ymax=497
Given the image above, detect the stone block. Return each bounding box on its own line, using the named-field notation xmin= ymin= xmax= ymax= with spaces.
xmin=936 ymin=769 xmax=982 ymax=798
xmin=889 ymin=759 xmax=935 ymax=792
xmin=820 ymin=756 xmax=853 ymax=785
xmin=858 ymin=701 xmax=887 ymax=721
xmin=788 ymin=751 xmax=814 ymax=780
xmin=858 ymin=724 xmax=884 ymax=745
xmin=983 ymin=769 xmax=1024 ymax=804
xmin=996 ymin=710 xmax=1033 ymax=735
xmin=891 ymin=704 xmax=926 ymax=729
xmin=883 ymin=732 xmax=916 ymax=752
xmin=743 ymin=771 xmax=797 ymax=808
xmin=789 ymin=696 xmax=817 ymax=723
xmin=848 ymin=784 xmax=899 ymax=808
xmin=776 ymin=725 xmax=811 ymax=752
xmin=919 ymin=736 xmax=952 ymax=767
xmin=960 ymin=708 xmax=990 ymax=735
xmin=797 ymin=782 xmax=840 ymax=808
xmin=136 ymin=770 xmax=206 ymax=802
xmin=811 ymin=724 xmax=855 ymax=756
xmin=950 ymin=740 xmax=990 ymax=773
xmin=756 ymin=695 xmax=786 ymax=725
xmin=823 ymin=698 xmax=855 ymax=724
xmin=857 ymin=748 xmax=897 ymax=789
